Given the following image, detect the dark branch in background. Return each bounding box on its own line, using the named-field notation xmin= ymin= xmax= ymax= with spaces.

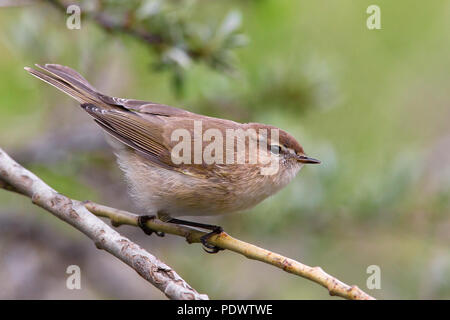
xmin=92 ymin=12 xmax=163 ymax=45
xmin=45 ymin=0 xmax=247 ymax=94
xmin=47 ymin=0 xmax=163 ymax=45
xmin=0 ymin=147 xmax=375 ymax=300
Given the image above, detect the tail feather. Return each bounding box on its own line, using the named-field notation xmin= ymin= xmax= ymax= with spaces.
xmin=24 ymin=66 xmax=88 ymax=104
xmin=24 ymin=64 xmax=108 ymax=108
xmin=44 ymin=64 xmax=97 ymax=91
xmin=36 ymin=64 xmax=100 ymax=101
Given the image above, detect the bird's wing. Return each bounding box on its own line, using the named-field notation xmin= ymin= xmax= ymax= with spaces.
xmin=81 ymin=103 xmax=181 ymax=171
xmin=25 ymin=63 xmax=236 ymax=177
xmin=26 ymin=64 xmax=188 ymax=171
xmin=84 ymin=105 xmax=229 ymax=178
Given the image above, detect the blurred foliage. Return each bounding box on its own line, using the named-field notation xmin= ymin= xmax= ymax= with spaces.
xmin=0 ymin=0 xmax=449 ymax=299
xmin=49 ymin=0 xmax=248 ymax=95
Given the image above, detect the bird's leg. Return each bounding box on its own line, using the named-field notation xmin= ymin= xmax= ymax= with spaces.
xmin=137 ymin=215 xmax=165 ymax=237
xmin=167 ymin=218 xmax=224 ymax=254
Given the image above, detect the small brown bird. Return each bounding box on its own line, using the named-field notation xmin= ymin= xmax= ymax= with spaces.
xmin=25 ymin=64 xmax=320 ymax=253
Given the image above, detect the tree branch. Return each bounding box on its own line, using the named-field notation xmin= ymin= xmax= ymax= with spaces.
xmin=0 ymin=147 xmax=207 ymax=300
xmin=43 ymin=0 xmax=244 ymax=77
xmin=0 ymin=147 xmax=375 ymax=300
xmin=84 ymin=203 xmax=375 ymax=300
xmin=46 ymin=0 xmax=164 ymax=46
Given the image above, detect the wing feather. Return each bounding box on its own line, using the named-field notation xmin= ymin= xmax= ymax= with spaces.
xmin=82 ymin=104 xmax=176 ymax=169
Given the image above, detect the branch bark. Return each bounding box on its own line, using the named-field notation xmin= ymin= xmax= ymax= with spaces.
xmin=0 ymin=147 xmax=207 ymax=300
xmin=0 ymin=147 xmax=375 ymax=300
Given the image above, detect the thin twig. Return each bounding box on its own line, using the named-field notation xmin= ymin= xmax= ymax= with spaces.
xmin=84 ymin=202 xmax=375 ymax=300
xmin=0 ymin=147 xmax=207 ymax=300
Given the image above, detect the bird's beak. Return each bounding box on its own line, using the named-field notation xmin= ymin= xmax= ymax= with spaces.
xmin=296 ymin=155 xmax=321 ymax=164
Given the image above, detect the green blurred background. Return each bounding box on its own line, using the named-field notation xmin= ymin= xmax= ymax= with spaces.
xmin=0 ymin=0 xmax=449 ymax=299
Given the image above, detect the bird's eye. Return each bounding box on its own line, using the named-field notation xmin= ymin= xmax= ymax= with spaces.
xmin=270 ymin=145 xmax=282 ymax=155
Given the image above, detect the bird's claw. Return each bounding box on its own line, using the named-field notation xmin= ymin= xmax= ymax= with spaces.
xmin=137 ymin=215 xmax=165 ymax=237
xmin=200 ymin=226 xmax=224 ymax=254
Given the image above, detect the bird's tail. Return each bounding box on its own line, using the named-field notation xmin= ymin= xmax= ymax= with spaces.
xmin=24 ymin=64 xmax=110 ymax=108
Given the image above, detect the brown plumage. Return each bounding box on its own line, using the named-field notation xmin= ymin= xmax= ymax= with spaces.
xmin=24 ymin=64 xmax=319 ymax=220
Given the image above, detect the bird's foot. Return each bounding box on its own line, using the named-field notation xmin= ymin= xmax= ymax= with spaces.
xmin=137 ymin=215 xmax=165 ymax=237
xmin=200 ymin=226 xmax=224 ymax=254
xmin=166 ymin=218 xmax=225 ymax=254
